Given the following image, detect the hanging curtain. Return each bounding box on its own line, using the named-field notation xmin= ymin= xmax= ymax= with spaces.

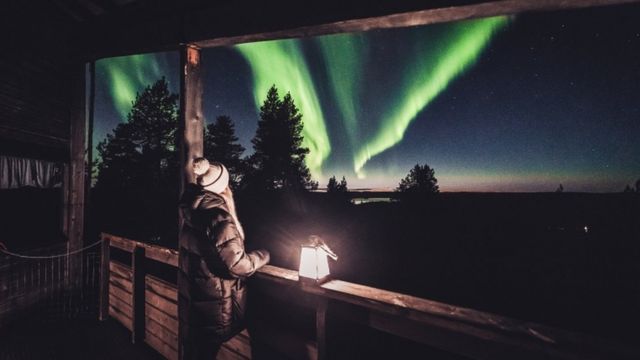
xmin=0 ymin=155 xmax=63 ymax=189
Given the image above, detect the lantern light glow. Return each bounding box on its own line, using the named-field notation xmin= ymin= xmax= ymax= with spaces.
xmin=298 ymin=236 xmax=338 ymax=284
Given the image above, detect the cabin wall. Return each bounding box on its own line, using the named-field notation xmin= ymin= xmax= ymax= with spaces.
xmin=0 ymin=57 xmax=72 ymax=161
xmin=0 ymin=1 xmax=75 ymax=161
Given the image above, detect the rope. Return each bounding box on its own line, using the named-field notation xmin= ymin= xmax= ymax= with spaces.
xmin=0 ymin=239 xmax=102 ymax=259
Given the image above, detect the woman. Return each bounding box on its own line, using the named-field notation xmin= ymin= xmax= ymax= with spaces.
xmin=178 ymin=157 xmax=270 ymax=359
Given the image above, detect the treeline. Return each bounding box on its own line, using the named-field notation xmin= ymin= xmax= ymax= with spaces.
xmin=95 ymin=80 xmax=316 ymax=193
xmin=94 ymin=78 xmax=441 ymax=198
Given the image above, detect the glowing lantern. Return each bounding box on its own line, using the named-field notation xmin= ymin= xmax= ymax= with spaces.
xmin=299 ymin=236 xmax=338 ymax=284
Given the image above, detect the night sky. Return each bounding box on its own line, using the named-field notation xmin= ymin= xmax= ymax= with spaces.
xmin=94 ymin=3 xmax=640 ymax=192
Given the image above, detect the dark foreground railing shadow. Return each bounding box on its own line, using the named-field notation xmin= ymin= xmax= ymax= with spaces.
xmin=98 ymin=233 xmax=640 ymax=360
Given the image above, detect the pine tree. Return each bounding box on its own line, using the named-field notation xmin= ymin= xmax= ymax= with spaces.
xmin=247 ymin=85 xmax=315 ymax=190
xmin=396 ymin=164 xmax=439 ymax=195
xmin=337 ymin=176 xmax=348 ymax=193
xmin=95 ymin=77 xmax=178 ymax=190
xmin=204 ymin=115 xmax=246 ymax=188
xmin=93 ymin=78 xmax=179 ymax=242
xmin=326 ymin=176 xmax=338 ymax=193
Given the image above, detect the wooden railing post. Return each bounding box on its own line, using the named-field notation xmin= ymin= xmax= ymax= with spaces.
xmin=99 ymin=235 xmax=110 ymax=321
xmin=316 ymin=298 xmax=328 ymax=360
xmin=132 ymin=246 xmax=146 ymax=344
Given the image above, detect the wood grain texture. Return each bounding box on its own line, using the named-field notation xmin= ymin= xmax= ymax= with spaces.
xmin=146 ymin=275 xmax=178 ymax=302
xmin=146 ymin=330 xmax=178 ymax=360
xmin=146 ymin=304 xmax=178 ymax=334
xmin=146 ymin=316 xmax=178 ymax=350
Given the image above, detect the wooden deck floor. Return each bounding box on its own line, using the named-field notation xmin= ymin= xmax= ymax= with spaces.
xmin=0 ymin=316 xmax=163 ymax=360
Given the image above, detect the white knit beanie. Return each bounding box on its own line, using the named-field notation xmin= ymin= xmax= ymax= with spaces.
xmin=193 ymin=158 xmax=229 ymax=194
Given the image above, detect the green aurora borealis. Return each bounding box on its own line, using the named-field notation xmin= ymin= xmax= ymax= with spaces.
xmin=94 ymin=9 xmax=640 ymax=192
xmin=352 ymin=17 xmax=508 ymax=178
xmin=237 ymin=17 xmax=508 ymax=179
xmin=97 ymin=54 xmax=169 ymax=119
xmin=236 ymin=40 xmax=331 ymax=177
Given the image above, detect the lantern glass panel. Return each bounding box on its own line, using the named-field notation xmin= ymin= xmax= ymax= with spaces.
xmin=299 ymin=246 xmax=332 ymax=280
xmin=299 ymin=246 xmax=318 ymax=279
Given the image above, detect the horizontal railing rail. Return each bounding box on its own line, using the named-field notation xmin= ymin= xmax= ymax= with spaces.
xmin=99 ymin=232 xmax=638 ymax=360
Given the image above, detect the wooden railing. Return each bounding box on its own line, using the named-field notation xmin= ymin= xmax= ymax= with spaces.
xmin=99 ymin=233 xmax=638 ymax=360
xmin=1 ymin=243 xmax=101 ymax=326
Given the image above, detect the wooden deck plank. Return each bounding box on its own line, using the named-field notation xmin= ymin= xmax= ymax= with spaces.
xmin=109 ymin=283 xmax=132 ymax=305
xmin=145 ymin=329 xmax=178 ymax=360
xmin=109 ymin=305 xmax=133 ymax=330
xmin=109 ymin=293 xmax=132 ymax=316
xmin=146 ymin=316 xmax=178 ymax=350
xmin=146 ymin=303 xmax=179 ymax=334
xmin=146 ymin=274 xmax=178 ymax=302
xmin=146 ymin=290 xmax=177 ymax=317
xmin=102 ymin=233 xmax=178 ymax=267
xmin=109 ymin=273 xmax=133 ymax=293
xmin=109 ymin=260 xmax=133 ymax=280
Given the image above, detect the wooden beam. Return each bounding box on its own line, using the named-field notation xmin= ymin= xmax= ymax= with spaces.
xmin=102 ymin=233 xmax=179 ymax=267
xmin=65 ymin=62 xmax=87 ymax=288
xmin=107 ymin=234 xmax=136 ymax=252
xmin=177 ymin=45 xmax=204 ymax=360
xmin=78 ymin=0 xmax=640 ymax=59
xmin=178 ymin=44 xmax=204 ymax=194
xmin=195 ymin=0 xmax=639 ymax=48
xmin=87 ymin=61 xmax=95 ymax=207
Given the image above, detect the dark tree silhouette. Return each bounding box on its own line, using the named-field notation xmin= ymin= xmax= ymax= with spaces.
xmin=338 ymin=176 xmax=348 ymax=193
xmin=326 ymin=176 xmax=338 ymax=193
xmin=623 ymin=184 xmax=634 ymax=193
xmin=396 ymin=164 xmax=439 ymax=195
xmin=326 ymin=176 xmax=348 ymax=194
xmin=636 ymin=178 xmax=640 ymax=193
xmin=246 ymin=85 xmax=316 ymax=190
xmin=95 ymin=78 xmax=178 ymax=190
xmin=556 ymin=184 xmax=564 ymax=193
xmin=93 ymin=78 xmax=179 ymax=242
xmin=204 ymin=115 xmax=246 ymax=188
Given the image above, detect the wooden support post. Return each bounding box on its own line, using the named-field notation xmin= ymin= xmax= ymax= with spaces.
xmin=316 ymin=299 xmax=328 ymax=360
xmin=178 ymin=44 xmax=204 ymax=195
xmin=86 ymin=61 xmax=95 ymax=226
xmin=65 ymin=62 xmax=87 ymax=288
xmin=178 ymin=44 xmax=203 ymax=360
xmin=132 ymin=246 xmax=147 ymax=344
xmin=99 ymin=235 xmax=110 ymax=321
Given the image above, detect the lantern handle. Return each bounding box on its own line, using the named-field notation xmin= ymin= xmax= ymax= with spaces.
xmin=308 ymin=235 xmax=338 ymax=261
xmin=319 ymin=242 xmax=338 ymax=261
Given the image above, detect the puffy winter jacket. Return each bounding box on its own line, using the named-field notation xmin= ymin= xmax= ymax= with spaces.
xmin=178 ymin=186 xmax=269 ymax=347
